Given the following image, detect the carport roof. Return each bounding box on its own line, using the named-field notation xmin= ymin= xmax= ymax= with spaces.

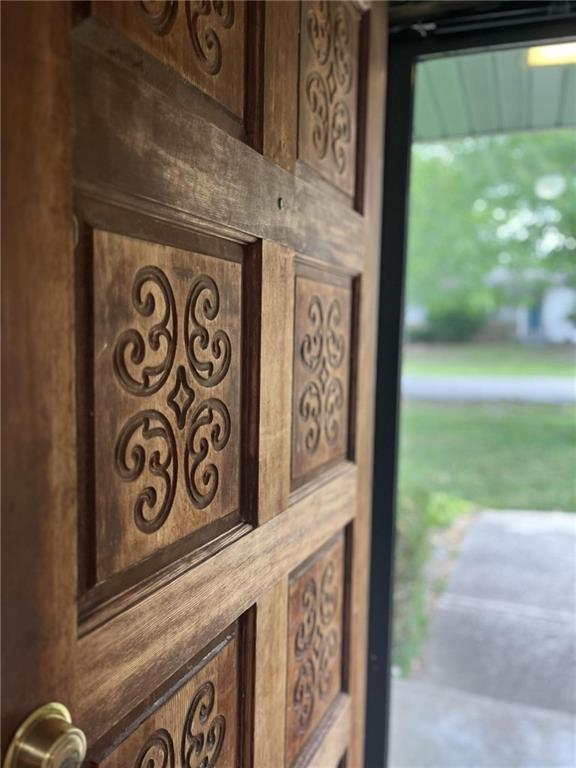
xmin=413 ymin=46 xmax=576 ymax=142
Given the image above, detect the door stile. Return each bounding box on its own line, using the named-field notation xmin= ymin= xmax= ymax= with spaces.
xmin=348 ymin=4 xmax=389 ymax=766
xmin=1 ymin=1 xmax=78 ymax=754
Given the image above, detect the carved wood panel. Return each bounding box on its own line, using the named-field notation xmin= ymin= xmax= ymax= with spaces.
xmin=291 ymin=270 xmax=352 ymax=488
xmin=93 ymin=230 xmax=241 ymax=580
xmin=286 ymin=535 xmax=345 ymax=767
xmin=92 ymin=629 xmax=238 ymax=767
xmin=94 ymin=1 xmax=246 ymax=119
xmin=298 ymin=1 xmax=361 ymax=196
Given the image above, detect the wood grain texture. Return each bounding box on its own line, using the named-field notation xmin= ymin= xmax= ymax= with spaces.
xmin=90 ymin=629 xmax=238 ymax=767
xmin=94 ymin=0 xmax=246 ymax=120
xmin=286 ymin=536 xmax=344 ymax=766
xmin=262 ymin=1 xmax=299 ymax=171
xmin=347 ymin=5 xmax=389 ymax=766
xmin=77 ymin=464 xmax=357 ymax=743
xmin=72 ymin=17 xmax=365 ymax=272
xmin=298 ymin=1 xmax=361 ymax=196
xmin=292 ymin=272 xmax=352 ymax=489
xmin=92 ymin=230 xmax=242 ymax=580
xmin=257 ymin=243 xmax=294 ymax=523
xmin=1 ymin=1 xmax=77 ymax=753
xmin=294 ymin=694 xmax=350 ymax=768
xmin=253 ymin=580 xmax=288 ymax=768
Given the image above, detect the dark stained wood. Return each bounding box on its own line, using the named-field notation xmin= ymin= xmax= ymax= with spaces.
xmin=2 ymin=3 xmax=388 ymax=767
xmin=291 ymin=269 xmax=353 ymax=489
xmin=256 ymin=242 xmax=294 ymax=523
xmin=262 ymin=1 xmax=299 ymax=171
xmin=286 ymin=535 xmax=345 ymax=766
xmin=89 ymin=627 xmax=239 ymax=767
xmin=298 ymin=1 xmax=361 ymax=197
xmin=295 ymin=694 xmax=350 ymax=768
xmin=1 ymin=1 xmax=77 ymax=754
xmin=92 ymin=230 xmax=242 ymax=580
xmin=253 ymin=580 xmax=288 ymax=768
xmin=72 ymin=16 xmax=366 ymax=272
xmin=94 ymin=0 xmax=246 ymax=120
xmin=76 ymin=464 xmax=357 ymax=743
xmin=348 ymin=4 xmax=389 ymax=765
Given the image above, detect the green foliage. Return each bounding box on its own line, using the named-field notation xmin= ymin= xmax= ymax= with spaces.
xmin=407 ymin=131 xmax=576 ymax=313
xmin=426 ymin=304 xmax=487 ymax=341
xmin=393 ymin=402 xmax=576 ymax=673
xmin=393 ymin=489 xmax=472 ymax=674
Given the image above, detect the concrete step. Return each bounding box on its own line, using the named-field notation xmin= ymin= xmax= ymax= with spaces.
xmin=389 ymin=679 xmax=576 ymax=768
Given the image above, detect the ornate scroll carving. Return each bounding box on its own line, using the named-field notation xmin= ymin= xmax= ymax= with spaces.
xmin=292 ymin=276 xmax=351 ymax=487
xmin=298 ymin=297 xmax=346 ymax=456
xmin=126 ymin=680 xmax=226 ymax=768
xmin=138 ymin=1 xmax=178 ymax=35
xmin=185 ymin=275 xmax=231 ymax=387
xmin=184 ymin=398 xmax=231 ymax=509
xmin=299 ymin=1 xmax=359 ymax=194
xmin=115 ymin=410 xmax=177 ymax=534
xmin=111 ymin=261 xmax=235 ymax=534
xmin=134 ymin=729 xmax=175 ymax=768
xmin=185 ymin=0 xmax=236 ymax=75
xmin=182 ymin=681 xmax=226 ymax=768
xmin=113 ymin=266 xmax=177 ymax=396
xmin=305 ymin=74 xmax=329 ymax=161
xmin=287 ymin=540 xmax=344 ymax=764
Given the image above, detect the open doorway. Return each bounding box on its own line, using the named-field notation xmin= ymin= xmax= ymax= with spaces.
xmin=390 ymin=43 xmax=576 ymax=767
xmin=365 ymin=7 xmax=576 ymax=767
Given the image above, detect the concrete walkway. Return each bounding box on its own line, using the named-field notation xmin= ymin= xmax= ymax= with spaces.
xmin=402 ymin=376 xmax=576 ymax=404
xmin=390 ymin=511 xmax=576 ymax=768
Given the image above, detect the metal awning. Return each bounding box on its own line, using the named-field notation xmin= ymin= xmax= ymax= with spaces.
xmin=413 ymin=46 xmax=576 ymax=142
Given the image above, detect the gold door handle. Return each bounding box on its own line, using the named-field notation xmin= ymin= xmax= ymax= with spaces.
xmin=3 ymin=703 xmax=87 ymax=768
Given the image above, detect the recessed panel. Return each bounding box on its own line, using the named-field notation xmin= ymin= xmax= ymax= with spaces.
xmin=93 ymin=230 xmax=241 ymax=580
xmin=298 ymin=1 xmax=361 ymax=196
xmin=291 ymin=270 xmax=352 ymax=488
xmin=93 ymin=629 xmax=239 ymax=767
xmin=94 ymin=0 xmax=246 ymax=119
xmin=286 ymin=535 xmax=345 ymax=766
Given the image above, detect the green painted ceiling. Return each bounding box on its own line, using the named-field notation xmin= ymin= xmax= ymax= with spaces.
xmin=413 ymin=47 xmax=576 ymax=142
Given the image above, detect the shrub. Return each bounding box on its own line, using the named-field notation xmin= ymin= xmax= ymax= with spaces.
xmin=426 ymin=305 xmax=486 ymax=341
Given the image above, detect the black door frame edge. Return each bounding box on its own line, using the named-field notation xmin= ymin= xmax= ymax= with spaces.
xmin=365 ymin=15 xmax=576 ymax=768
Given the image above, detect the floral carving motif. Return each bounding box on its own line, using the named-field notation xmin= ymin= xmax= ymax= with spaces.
xmin=138 ymin=1 xmax=178 ymax=35
xmin=292 ymin=559 xmax=340 ymax=737
xmin=185 ymin=398 xmax=231 ymax=509
xmin=114 ymin=266 xmax=233 ymax=532
xmin=131 ymin=682 xmax=225 ymax=767
xmin=303 ymin=1 xmax=355 ymax=177
xmin=185 ymin=275 xmax=231 ymax=387
xmin=185 ymin=0 xmax=235 ymax=75
xmin=134 ymin=728 xmax=175 ymax=768
xmin=115 ymin=410 xmax=177 ymax=534
xmin=136 ymin=0 xmax=236 ymax=75
xmin=113 ymin=266 xmax=177 ymax=396
xmin=182 ymin=681 xmax=226 ymax=768
xmin=298 ymin=296 xmax=346 ymax=455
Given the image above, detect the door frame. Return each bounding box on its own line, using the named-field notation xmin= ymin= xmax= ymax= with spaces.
xmin=365 ymin=12 xmax=576 ymax=767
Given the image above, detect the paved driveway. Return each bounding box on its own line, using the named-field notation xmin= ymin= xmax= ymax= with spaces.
xmin=402 ymin=375 xmax=576 ymax=404
xmin=390 ymin=511 xmax=576 ymax=768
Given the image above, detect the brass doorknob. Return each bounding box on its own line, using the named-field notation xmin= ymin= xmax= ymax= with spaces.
xmin=3 ymin=703 xmax=87 ymax=768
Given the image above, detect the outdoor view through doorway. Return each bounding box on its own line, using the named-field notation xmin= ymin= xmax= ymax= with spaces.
xmin=388 ymin=42 xmax=576 ymax=767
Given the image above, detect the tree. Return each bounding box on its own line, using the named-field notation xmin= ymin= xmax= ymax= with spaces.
xmin=406 ymin=130 xmax=576 ymax=320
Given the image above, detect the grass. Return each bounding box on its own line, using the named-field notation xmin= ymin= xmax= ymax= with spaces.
xmin=403 ymin=342 xmax=576 ymax=378
xmin=393 ymin=401 xmax=576 ymax=674
xmin=399 ymin=402 xmax=576 ymax=511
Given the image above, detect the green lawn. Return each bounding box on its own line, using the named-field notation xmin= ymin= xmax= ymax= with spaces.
xmin=403 ymin=342 xmax=576 ymax=378
xmin=399 ymin=402 xmax=576 ymax=511
xmin=393 ymin=401 xmax=576 ymax=673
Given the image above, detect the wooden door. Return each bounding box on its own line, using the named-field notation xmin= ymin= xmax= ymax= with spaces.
xmin=2 ymin=2 xmax=387 ymax=767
